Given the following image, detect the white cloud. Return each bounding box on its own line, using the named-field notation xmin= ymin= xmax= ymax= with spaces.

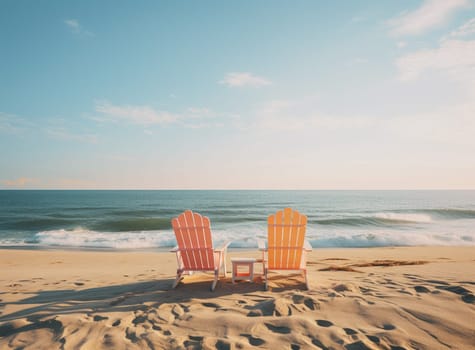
xmin=220 ymin=72 xmax=271 ymax=87
xmin=0 ymin=112 xmax=31 ymax=133
xmin=94 ymin=101 xmax=224 ymax=129
xmin=64 ymin=19 xmax=79 ymax=31
xmin=95 ymin=101 xmax=179 ymax=125
xmin=1 ymin=113 xmax=98 ymax=143
xmin=445 ymin=17 xmax=475 ymax=38
xmin=396 ymin=39 xmax=475 ymax=81
xmin=64 ymin=19 xmax=94 ymax=36
xmin=185 ymin=107 xmax=217 ymax=119
xmin=388 ymin=0 xmax=469 ymax=36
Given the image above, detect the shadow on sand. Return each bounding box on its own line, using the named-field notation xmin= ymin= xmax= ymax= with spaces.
xmin=0 ymin=272 xmax=308 ymax=329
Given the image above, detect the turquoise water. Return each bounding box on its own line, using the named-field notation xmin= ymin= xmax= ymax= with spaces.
xmin=0 ymin=190 xmax=474 ymax=249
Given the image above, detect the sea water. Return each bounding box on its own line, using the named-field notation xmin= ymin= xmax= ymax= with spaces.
xmin=0 ymin=190 xmax=474 ymax=249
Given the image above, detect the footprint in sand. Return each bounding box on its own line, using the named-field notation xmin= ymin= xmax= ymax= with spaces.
xmin=125 ymin=328 xmax=139 ymax=343
xmin=382 ymin=324 xmax=396 ymax=331
xmin=367 ymin=335 xmax=380 ymax=344
xmin=184 ymin=339 xmax=203 ymax=349
xmin=414 ymin=286 xmax=431 ymax=293
xmin=93 ymin=315 xmax=108 ymax=322
xmin=343 ymin=328 xmax=358 ymax=335
xmin=462 ymin=294 xmax=474 ymax=303
xmin=215 ymin=339 xmax=231 ymax=350
xmin=132 ymin=315 xmax=147 ymax=325
xmin=316 ymin=319 xmax=334 ymax=327
xmin=436 ymin=285 xmax=474 ymax=303
xmin=292 ymin=295 xmax=320 ymax=310
xmin=241 ymin=334 xmax=265 ymax=346
xmin=311 ymin=338 xmax=326 ymax=349
xmin=187 ymin=335 xmax=203 ymax=341
xmin=102 ymin=333 xmax=114 ymax=347
xmin=202 ymin=302 xmax=220 ymax=309
xmin=264 ymin=323 xmax=291 ymax=334
xmin=345 ymin=340 xmax=373 ymax=350
xmin=0 ymin=318 xmax=63 ymax=338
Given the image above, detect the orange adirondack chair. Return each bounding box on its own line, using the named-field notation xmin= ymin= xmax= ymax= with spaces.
xmin=258 ymin=208 xmax=312 ymax=290
xmin=171 ymin=210 xmax=230 ymax=291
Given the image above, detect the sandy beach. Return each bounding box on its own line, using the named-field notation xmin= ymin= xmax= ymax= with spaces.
xmin=0 ymin=247 xmax=473 ymax=349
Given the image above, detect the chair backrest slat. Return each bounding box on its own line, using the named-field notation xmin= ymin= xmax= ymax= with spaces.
xmin=267 ymin=208 xmax=307 ymax=269
xmin=172 ymin=210 xmax=215 ymax=270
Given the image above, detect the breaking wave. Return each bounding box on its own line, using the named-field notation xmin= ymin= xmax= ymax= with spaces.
xmin=312 ymin=212 xmax=432 ymax=227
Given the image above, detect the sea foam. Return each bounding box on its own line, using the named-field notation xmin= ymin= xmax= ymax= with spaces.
xmin=29 ymin=225 xmax=475 ymax=249
xmin=35 ymin=228 xmax=176 ymax=249
xmin=372 ymin=212 xmax=432 ymax=223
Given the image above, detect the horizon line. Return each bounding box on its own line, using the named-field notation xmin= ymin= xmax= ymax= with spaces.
xmin=1 ymin=188 xmax=475 ymax=191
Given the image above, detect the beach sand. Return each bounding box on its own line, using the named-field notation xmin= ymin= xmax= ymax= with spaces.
xmin=0 ymin=247 xmax=474 ymax=349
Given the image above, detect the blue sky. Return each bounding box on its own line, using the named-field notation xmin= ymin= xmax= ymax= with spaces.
xmin=1 ymin=0 xmax=474 ymax=189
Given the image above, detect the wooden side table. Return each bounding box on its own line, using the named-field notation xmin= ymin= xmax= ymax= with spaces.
xmin=231 ymin=258 xmax=256 ymax=283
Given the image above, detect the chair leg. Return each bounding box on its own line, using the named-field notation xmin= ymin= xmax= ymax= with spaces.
xmin=220 ymin=251 xmax=226 ymax=277
xmin=264 ymin=267 xmax=269 ymax=291
xmin=223 ymin=250 xmax=227 ymax=276
xmin=172 ymin=270 xmax=183 ymax=289
xmin=303 ymin=269 xmax=309 ymax=290
xmin=211 ymin=270 xmax=219 ymax=291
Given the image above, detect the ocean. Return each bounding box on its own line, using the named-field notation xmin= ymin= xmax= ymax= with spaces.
xmin=0 ymin=190 xmax=474 ymax=250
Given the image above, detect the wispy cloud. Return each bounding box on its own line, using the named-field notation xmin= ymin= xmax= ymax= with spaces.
xmin=64 ymin=19 xmax=94 ymax=36
xmin=45 ymin=126 xmax=98 ymax=143
xmin=1 ymin=177 xmax=36 ymax=187
xmin=444 ymin=17 xmax=475 ymax=39
xmin=0 ymin=112 xmax=31 ymax=133
xmin=388 ymin=0 xmax=469 ymax=36
xmin=95 ymin=101 xmax=179 ymax=125
xmin=1 ymin=113 xmax=98 ymax=143
xmin=94 ymin=101 xmax=223 ymax=128
xmin=219 ymin=72 xmax=271 ymax=87
xmin=396 ymin=39 xmax=475 ymax=81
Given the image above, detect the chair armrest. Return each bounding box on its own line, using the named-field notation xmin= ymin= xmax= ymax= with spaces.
xmin=257 ymin=239 xmax=267 ymax=251
xmin=215 ymin=241 xmax=232 ymax=252
xmin=304 ymin=240 xmax=312 ymax=252
xmin=170 ymin=246 xmax=178 ymax=252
